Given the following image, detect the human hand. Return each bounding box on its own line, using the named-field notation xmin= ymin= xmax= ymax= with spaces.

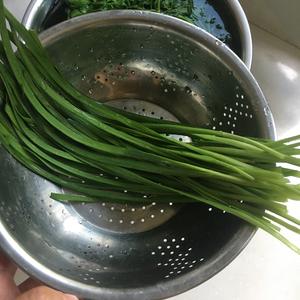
xmin=0 ymin=251 xmax=78 ymax=300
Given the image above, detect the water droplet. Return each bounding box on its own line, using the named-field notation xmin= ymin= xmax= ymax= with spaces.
xmin=184 ymin=86 xmax=192 ymax=94
xmin=263 ymin=107 xmax=269 ymax=116
xmin=193 ymin=73 xmax=199 ymax=81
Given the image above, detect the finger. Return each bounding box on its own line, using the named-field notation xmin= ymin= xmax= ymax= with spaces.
xmin=0 ymin=251 xmax=20 ymax=300
xmin=0 ymin=251 xmax=17 ymax=276
xmin=0 ymin=273 xmax=20 ymax=300
xmin=16 ymin=286 xmax=78 ymax=300
xmin=18 ymin=277 xmax=42 ymax=293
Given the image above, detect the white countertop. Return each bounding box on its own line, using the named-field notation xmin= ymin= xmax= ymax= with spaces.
xmin=6 ymin=0 xmax=300 ymax=299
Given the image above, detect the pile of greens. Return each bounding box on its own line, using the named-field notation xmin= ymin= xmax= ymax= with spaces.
xmin=64 ymin=0 xmax=231 ymax=44
xmin=65 ymin=0 xmax=195 ymax=22
xmin=0 ymin=1 xmax=299 ymax=254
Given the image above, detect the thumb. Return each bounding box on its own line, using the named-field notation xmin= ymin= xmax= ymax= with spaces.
xmin=16 ymin=286 xmax=78 ymax=300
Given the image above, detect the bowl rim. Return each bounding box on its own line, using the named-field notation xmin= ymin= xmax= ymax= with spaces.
xmin=22 ymin=0 xmax=253 ymax=68
xmin=1 ymin=10 xmax=274 ymax=300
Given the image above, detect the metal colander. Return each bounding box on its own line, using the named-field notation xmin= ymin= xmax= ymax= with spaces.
xmin=0 ymin=11 xmax=275 ymax=300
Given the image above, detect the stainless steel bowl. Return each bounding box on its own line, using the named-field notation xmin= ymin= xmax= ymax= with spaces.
xmin=22 ymin=0 xmax=253 ymax=68
xmin=0 ymin=11 xmax=274 ymax=300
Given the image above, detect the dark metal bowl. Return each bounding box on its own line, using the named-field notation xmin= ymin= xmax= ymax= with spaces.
xmin=22 ymin=0 xmax=253 ymax=67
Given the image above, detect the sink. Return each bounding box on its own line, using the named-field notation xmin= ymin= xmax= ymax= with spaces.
xmin=4 ymin=0 xmax=300 ymax=299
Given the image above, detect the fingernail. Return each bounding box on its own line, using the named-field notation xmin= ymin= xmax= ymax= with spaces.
xmin=65 ymin=294 xmax=79 ymax=300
